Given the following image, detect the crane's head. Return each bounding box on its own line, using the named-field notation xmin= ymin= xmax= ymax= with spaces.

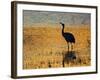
xmin=60 ymin=22 xmax=65 ymax=27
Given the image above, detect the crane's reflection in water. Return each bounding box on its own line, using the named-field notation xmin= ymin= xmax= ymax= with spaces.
xmin=62 ymin=51 xmax=77 ymax=67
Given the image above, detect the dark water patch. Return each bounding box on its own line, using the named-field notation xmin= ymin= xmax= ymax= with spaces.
xmin=62 ymin=51 xmax=77 ymax=67
xmin=64 ymin=51 xmax=76 ymax=62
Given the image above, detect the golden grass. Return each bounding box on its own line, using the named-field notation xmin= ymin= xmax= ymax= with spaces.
xmin=23 ymin=24 xmax=91 ymax=69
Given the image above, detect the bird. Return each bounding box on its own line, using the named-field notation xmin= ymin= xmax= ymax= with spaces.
xmin=60 ymin=22 xmax=75 ymax=51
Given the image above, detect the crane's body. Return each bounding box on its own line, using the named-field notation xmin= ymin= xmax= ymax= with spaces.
xmin=62 ymin=32 xmax=75 ymax=43
xmin=60 ymin=22 xmax=75 ymax=51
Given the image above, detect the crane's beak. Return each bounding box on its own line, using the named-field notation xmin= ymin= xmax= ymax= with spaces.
xmin=60 ymin=22 xmax=64 ymax=26
xmin=60 ymin=22 xmax=63 ymax=24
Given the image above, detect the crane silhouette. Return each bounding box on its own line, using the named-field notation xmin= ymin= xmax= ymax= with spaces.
xmin=60 ymin=22 xmax=75 ymax=51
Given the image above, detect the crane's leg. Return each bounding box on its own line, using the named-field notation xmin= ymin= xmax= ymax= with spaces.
xmin=71 ymin=43 xmax=73 ymax=51
xmin=67 ymin=42 xmax=69 ymax=52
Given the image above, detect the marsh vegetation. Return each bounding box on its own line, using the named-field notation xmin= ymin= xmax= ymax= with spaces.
xmin=23 ymin=24 xmax=91 ymax=69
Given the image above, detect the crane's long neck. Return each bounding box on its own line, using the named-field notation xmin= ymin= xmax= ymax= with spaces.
xmin=62 ymin=24 xmax=64 ymax=35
